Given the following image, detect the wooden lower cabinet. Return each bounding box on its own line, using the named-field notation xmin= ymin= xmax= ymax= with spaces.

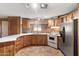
xmin=42 ymin=35 xmax=48 ymax=46
xmin=31 ymin=35 xmax=48 ymax=46
xmin=37 ymin=35 xmax=44 ymax=45
xmin=15 ymin=36 xmax=24 ymax=53
xmin=0 ymin=41 xmax=15 ymax=56
xmin=0 ymin=34 xmax=48 ymax=56
xmin=4 ymin=41 xmax=15 ymax=56
xmin=0 ymin=43 xmax=4 ymax=56
xmin=57 ymin=36 xmax=62 ymax=49
xmin=31 ymin=35 xmax=38 ymax=45
xmin=23 ymin=35 xmax=32 ymax=47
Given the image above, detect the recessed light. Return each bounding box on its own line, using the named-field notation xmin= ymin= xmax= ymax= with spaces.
xmin=31 ymin=3 xmax=38 ymax=9
xmin=25 ymin=3 xmax=30 ymax=8
xmin=40 ymin=3 xmax=48 ymax=9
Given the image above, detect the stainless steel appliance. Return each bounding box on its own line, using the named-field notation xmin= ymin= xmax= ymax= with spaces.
xmin=60 ymin=20 xmax=77 ymax=56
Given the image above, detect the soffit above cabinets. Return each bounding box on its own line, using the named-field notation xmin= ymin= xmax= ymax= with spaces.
xmin=0 ymin=3 xmax=77 ymax=19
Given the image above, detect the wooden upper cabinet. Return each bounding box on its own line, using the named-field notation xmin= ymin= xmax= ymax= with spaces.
xmin=54 ymin=17 xmax=63 ymax=26
xmin=48 ymin=17 xmax=63 ymax=27
xmin=48 ymin=19 xmax=54 ymax=27
xmin=22 ymin=18 xmax=30 ymax=33
xmin=66 ymin=13 xmax=73 ymax=22
xmin=72 ymin=10 xmax=78 ymax=19
xmin=8 ymin=16 xmax=20 ymax=35
xmin=54 ymin=19 xmax=58 ymax=26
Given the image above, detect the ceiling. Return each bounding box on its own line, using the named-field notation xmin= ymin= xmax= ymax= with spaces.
xmin=0 ymin=3 xmax=77 ymax=19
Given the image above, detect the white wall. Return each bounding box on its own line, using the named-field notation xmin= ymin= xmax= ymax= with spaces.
xmin=2 ymin=21 xmax=8 ymax=37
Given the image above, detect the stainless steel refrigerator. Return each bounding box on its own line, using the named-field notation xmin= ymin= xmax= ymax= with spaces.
xmin=60 ymin=20 xmax=78 ymax=56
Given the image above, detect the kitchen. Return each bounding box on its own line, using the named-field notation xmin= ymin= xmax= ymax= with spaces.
xmin=0 ymin=3 xmax=79 ymax=56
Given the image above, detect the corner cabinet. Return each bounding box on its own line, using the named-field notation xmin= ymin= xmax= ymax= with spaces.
xmin=23 ymin=35 xmax=32 ymax=47
xmin=15 ymin=36 xmax=24 ymax=53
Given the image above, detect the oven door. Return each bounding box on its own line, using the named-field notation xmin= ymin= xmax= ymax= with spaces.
xmin=48 ymin=36 xmax=57 ymax=48
xmin=49 ymin=36 xmax=57 ymax=43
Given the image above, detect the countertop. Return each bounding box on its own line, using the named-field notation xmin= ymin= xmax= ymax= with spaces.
xmin=0 ymin=32 xmax=60 ymax=43
xmin=0 ymin=33 xmax=49 ymax=43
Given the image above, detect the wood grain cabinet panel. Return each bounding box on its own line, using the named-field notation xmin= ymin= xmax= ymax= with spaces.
xmin=23 ymin=35 xmax=32 ymax=47
xmin=8 ymin=16 xmax=20 ymax=35
xmin=31 ymin=35 xmax=38 ymax=45
xmin=54 ymin=18 xmax=63 ymax=26
xmin=73 ymin=10 xmax=78 ymax=19
xmin=37 ymin=35 xmax=44 ymax=45
xmin=0 ymin=43 xmax=4 ymax=56
xmin=22 ymin=18 xmax=30 ymax=33
xmin=0 ymin=35 xmax=48 ymax=56
xmin=31 ymin=35 xmax=48 ymax=46
xmin=0 ymin=41 xmax=15 ymax=56
xmin=42 ymin=35 xmax=48 ymax=46
xmin=15 ymin=36 xmax=24 ymax=53
xmin=4 ymin=41 xmax=15 ymax=56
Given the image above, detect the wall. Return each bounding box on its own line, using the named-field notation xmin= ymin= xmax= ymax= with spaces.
xmin=29 ymin=19 xmax=48 ymax=33
xmin=2 ymin=21 xmax=8 ymax=37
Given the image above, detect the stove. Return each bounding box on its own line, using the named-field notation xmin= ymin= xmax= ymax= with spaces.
xmin=48 ymin=32 xmax=60 ymax=48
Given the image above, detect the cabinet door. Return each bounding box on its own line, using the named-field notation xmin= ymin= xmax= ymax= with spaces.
xmin=37 ymin=35 xmax=44 ymax=45
xmin=57 ymin=36 xmax=63 ymax=49
xmin=15 ymin=36 xmax=23 ymax=52
xmin=23 ymin=35 xmax=32 ymax=47
xmin=43 ymin=35 xmax=48 ymax=46
xmin=8 ymin=16 xmax=20 ymax=35
xmin=4 ymin=41 xmax=14 ymax=56
xmin=22 ymin=18 xmax=30 ymax=33
xmin=73 ymin=10 xmax=78 ymax=19
xmin=22 ymin=19 xmax=28 ymax=33
xmin=48 ymin=19 xmax=54 ymax=27
xmin=31 ymin=35 xmax=38 ymax=45
xmin=0 ymin=43 xmax=4 ymax=56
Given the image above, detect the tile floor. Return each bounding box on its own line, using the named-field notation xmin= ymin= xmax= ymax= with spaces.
xmin=15 ymin=46 xmax=64 ymax=56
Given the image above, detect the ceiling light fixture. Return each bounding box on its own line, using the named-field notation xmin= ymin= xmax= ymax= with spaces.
xmin=40 ymin=3 xmax=48 ymax=9
xmin=31 ymin=3 xmax=38 ymax=9
xmin=25 ymin=3 xmax=30 ymax=8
